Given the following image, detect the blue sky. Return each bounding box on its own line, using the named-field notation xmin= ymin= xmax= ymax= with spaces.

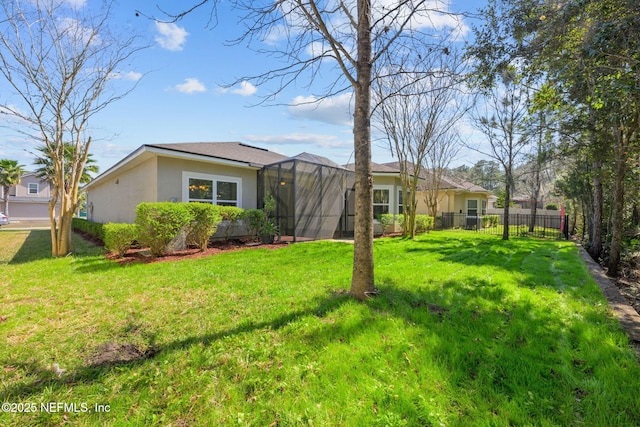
xmin=0 ymin=0 xmax=487 ymax=174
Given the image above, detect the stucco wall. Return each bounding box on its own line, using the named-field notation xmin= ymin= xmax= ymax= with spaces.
xmin=156 ymin=157 xmax=259 ymax=209
xmin=87 ymin=157 xmax=158 ymax=224
xmin=13 ymin=175 xmax=52 ymax=198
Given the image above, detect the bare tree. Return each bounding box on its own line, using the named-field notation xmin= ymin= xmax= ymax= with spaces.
xmin=374 ymin=47 xmax=468 ymax=237
xmin=159 ymin=0 xmax=467 ymax=299
xmin=0 ymin=0 xmax=145 ymax=256
xmin=469 ymin=70 xmax=531 ymax=240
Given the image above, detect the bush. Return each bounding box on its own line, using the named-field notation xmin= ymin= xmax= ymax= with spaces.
xmin=414 ymin=215 xmax=434 ymax=234
xmin=217 ymin=206 xmax=245 ymax=240
xmin=72 ymin=218 xmax=105 ymax=242
xmin=545 ymin=203 xmax=559 ymax=210
xmin=242 ymin=208 xmax=266 ymax=240
xmin=135 ymin=202 xmax=192 ymax=257
xmin=103 ymin=223 xmax=138 ymax=257
xmin=482 ymin=214 xmax=500 ymax=228
xmin=186 ymin=203 xmax=222 ymax=251
xmin=218 ymin=206 xmax=245 ymax=222
xmin=377 ymin=214 xmax=397 ymax=235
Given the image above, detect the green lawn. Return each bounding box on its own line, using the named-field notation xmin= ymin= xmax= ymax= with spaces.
xmin=1 ymin=230 xmax=639 ymax=426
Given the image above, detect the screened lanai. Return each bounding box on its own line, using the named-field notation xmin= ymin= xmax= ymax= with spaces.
xmin=259 ymin=153 xmax=356 ymax=242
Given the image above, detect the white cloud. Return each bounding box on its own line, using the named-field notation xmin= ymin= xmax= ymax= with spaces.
xmin=60 ymin=0 xmax=87 ymax=9
xmin=108 ymin=71 xmax=142 ymax=81
xmin=288 ymin=93 xmax=353 ymax=126
xmin=230 ymin=81 xmax=258 ymax=97
xmin=173 ymin=78 xmax=207 ymax=94
xmin=155 ymin=22 xmax=189 ymax=51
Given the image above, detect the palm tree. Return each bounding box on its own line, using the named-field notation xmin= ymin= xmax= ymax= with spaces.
xmin=34 ymin=144 xmax=99 ymax=219
xmin=0 ymin=159 xmax=26 ymax=216
xmin=33 ymin=144 xmax=99 ymax=187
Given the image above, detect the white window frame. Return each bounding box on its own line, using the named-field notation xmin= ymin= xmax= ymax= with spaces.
xmin=182 ymin=171 xmax=242 ymax=207
xmin=28 ymin=183 xmax=39 ymax=195
xmin=373 ymin=185 xmax=394 ymax=217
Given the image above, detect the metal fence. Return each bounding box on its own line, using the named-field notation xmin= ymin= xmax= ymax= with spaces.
xmin=437 ymin=212 xmax=569 ymax=240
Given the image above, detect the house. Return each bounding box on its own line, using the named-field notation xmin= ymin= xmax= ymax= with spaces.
xmin=85 ymin=142 xmax=289 ymax=224
xmin=380 ymin=162 xmax=492 ymax=217
xmin=86 ymin=142 xmax=493 ymax=239
xmin=1 ymin=173 xmax=59 ymax=221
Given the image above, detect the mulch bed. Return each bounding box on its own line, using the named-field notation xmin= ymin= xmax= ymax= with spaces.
xmin=106 ymin=240 xmax=289 ymax=265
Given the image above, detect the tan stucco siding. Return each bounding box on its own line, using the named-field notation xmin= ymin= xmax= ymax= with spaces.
xmin=156 ymin=157 xmax=259 ymax=209
xmin=87 ymin=157 xmax=158 ymax=224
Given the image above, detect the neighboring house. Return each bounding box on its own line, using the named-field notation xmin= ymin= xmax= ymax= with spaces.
xmin=381 ymin=162 xmax=492 ymax=217
xmin=0 ymin=173 xmax=59 ymax=221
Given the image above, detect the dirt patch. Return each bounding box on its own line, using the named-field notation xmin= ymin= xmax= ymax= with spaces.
xmin=86 ymin=342 xmax=157 ymax=367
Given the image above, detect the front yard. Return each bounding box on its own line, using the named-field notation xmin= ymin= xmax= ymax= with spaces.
xmin=1 ymin=230 xmax=639 ymax=426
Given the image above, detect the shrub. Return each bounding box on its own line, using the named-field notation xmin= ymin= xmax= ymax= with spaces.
xmin=545 ymin=203 xmax=559 ymax=210
xmin=103 ymin=223 xmax=138 ymax=257
xmin=242 ymin=208 xmax=266 ymax=240
xmin=482 ymin=214 xmax=500 ymax=228
xmin=135 ymin=202 xmax=192 ymax=257
xmin=218 ymin=206 xmax=245 ymax=222
xmin=414 ymin=215 xmax=434 ymax=234
xmin=186 ymin=203 xmax=222 ymax=251
xmin=72 ymin=218 xmax=105 ymax=242
xmin=377 ymin=214 xmax=397 ymax=235
xmin=217 ymin=206 xmax=245 ymax=240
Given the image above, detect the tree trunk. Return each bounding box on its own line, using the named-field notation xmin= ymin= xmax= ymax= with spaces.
xmin=2 ymin=185 xmax=8 ymax=216
xmin=529 ymin=162 xmax=541 ymax=233
xmin=349 ymin=0 xmax=375 ymax=300
xmin=502 ymin=169 xmax=511 ymax=240
xmin=589 ymin=160 xmax=603 ymax=261
xmin=607 ymin=127 xmax=628 ymax=276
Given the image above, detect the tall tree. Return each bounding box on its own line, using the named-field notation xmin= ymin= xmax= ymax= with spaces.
xmin=160 ymin=0 xmax=466 ymax=299
xmin=0 ymin=0 xmax=144 ymax=256
xmin=374 ymin=47 xmax=468 ymax=237
xmin=0 ymin=159 xmax=25 ymax=216
xmin=469 ymin=70 xmax=531 ymax=240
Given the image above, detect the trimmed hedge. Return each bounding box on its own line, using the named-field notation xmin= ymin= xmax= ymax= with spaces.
xmin=135 ymin=202 xmax=192 ymax=257
xmin=186 ymin=203 xmax=222 ymax=251
xmin=103 ymin=223 xmax=138 ymax=257
xmin=217 ymin=206 xmax=244 ymax=222
xmin=72 ymin=218 xmax=105 ymax=242
xmin=415 ymin=215 xmax=434 ymax=234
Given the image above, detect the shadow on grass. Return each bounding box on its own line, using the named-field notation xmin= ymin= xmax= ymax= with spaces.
xmin=0 ymin=291 xmax=354 ymax=401
xmin=8 ymin=230 xmax=104 ymax=264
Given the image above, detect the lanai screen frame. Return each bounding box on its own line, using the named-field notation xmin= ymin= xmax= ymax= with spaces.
xmin=259 ymin=156 xmax=356 ymax=242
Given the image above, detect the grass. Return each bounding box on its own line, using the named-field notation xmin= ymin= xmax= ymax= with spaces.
xmin=1 ymin=229 xmax=639 ymax=426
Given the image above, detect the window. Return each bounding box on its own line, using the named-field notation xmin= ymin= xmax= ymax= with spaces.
xmin=28 ymin=183 xmax=38 ymax=195
xmin=183 ymin=172 xmax=241 ymax=207
xmin=481 ymin=200 xmax=487 ymax=215
xmin=398 ymin=190 xmax=404 ymax=215
xmin=373 ymin=188 xmax=390 ymax=217
xmin=216 ymin=181 xmax=238 ymax=206
xmin=467 ymin=199 xmax=478 ymax=216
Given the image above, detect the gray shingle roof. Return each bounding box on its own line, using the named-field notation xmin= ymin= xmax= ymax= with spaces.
xmin=344 ymin=162 xmax=402 ymax=174
xmin=382 ymin=161 xmax=490 ymax=193
xmin=147 ymin=142 xmax=288 ymax=166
